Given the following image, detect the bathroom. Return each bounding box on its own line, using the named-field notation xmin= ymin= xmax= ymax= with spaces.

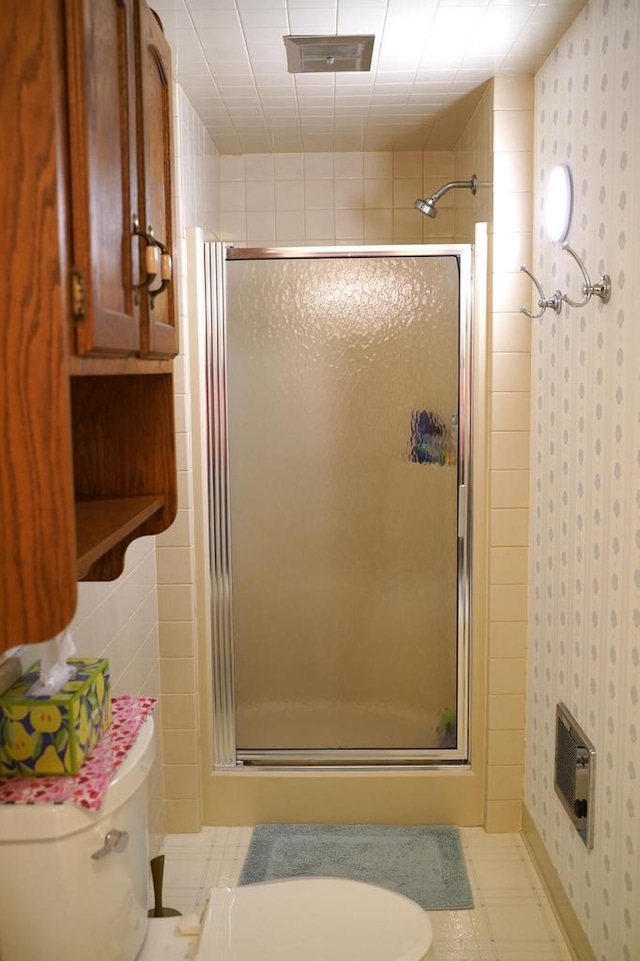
xmin=1 ymin=1 xmax=638 ymax=959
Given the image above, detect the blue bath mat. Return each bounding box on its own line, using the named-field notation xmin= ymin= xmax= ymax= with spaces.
xmin=238 ymin=824 xmax=473 ymax=910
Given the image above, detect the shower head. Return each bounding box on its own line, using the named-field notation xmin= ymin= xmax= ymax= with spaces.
xmin=413 ymin=197 xmax=438 ymax=218
xmin=414 ymin=174 xmax=479 ymax=218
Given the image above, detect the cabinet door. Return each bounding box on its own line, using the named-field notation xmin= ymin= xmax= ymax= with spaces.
xmin=65 ymin=0 xmax=140 ymax=356
xmin=136 ymin=2 xmax=179 ymax=358
xmin=1 ymin=0 xmax=77 ymax=650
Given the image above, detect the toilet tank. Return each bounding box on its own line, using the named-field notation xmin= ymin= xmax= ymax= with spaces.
xmin=0 ymin=714 xmax=155 ymax=961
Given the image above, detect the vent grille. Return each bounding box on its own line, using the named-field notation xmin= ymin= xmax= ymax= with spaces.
xmin=284 ymin=35 xmax=375 ymax=73
xmin=554 ymin=703 xmax=596 ymax=849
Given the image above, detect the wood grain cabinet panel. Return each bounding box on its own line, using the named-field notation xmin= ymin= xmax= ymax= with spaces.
xmin=0 ymin=2 xmax=77 ymax=650
xmin=0 ymin=0 xmax=178 ymax=653
xmin=65 ymin=0 xmax=141 ymax=356
xmin=136 ymin=1 xmax=179 ymax=358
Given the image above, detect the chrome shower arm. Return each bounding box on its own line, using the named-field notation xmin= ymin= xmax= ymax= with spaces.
xmin=414 ymin=174 xmax=480 ymax=217
xmin=429 ymin=175 xmax=478 ymax=204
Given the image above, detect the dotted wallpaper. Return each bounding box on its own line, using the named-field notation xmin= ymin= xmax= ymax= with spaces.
xmin=526 ymin=2 xmax=640 ymax=960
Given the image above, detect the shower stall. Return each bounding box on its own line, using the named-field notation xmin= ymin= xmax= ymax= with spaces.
xmin=203 ymin=243 xmax=474 ymax=769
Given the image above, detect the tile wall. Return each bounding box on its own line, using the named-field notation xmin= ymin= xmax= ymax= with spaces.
xmin=485 ymin=76 xmax=534 ymax=832
xmin=155 ymin=84 xmax=219 ymax=832
xmin=218 ymin=149 xmax=456 ymax=247
xmin=66 ymin=539 xmax=165 ymax=844
xmin=526 ymin=2 xmax=640 ymax=959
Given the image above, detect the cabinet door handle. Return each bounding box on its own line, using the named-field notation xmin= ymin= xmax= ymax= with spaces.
xmin=132 ymin=215 xmax=172 ymax=309
xmin=150 ymin=252 xmax=172 ymax=308
xmin=132 ymin=215 xmax=160 ymax=303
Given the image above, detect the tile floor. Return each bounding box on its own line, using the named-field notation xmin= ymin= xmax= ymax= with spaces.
xmin=159 ymin=826 xmax=574 ymax=961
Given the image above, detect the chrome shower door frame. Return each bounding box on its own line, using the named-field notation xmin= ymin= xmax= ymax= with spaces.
xmin=205 ymin=243 xmax=474 ymax=769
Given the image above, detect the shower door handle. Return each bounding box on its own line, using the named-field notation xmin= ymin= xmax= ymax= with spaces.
xmin=457 ymin=485 xmax=467 ymax=536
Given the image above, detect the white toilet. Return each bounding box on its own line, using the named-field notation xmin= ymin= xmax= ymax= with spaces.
xmin=0 ymin=717 xmax=433 ymax=961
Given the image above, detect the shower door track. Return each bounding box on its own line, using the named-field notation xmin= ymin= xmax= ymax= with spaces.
xmin=235 ymin=751 xmax=471 ymax=768
xmin=205 ymin=242 xmax=474 ymax=770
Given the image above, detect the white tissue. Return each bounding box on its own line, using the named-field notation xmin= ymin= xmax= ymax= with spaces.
xmin=28 ymin=630 xmax=77 ymax=697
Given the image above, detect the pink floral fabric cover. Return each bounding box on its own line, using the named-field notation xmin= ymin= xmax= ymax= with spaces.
xmin=0 ymin=695 xmax=156 ymax=810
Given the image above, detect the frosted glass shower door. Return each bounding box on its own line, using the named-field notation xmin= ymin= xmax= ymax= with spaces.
xmin=224 ymin=251 xmax=467 ymax=759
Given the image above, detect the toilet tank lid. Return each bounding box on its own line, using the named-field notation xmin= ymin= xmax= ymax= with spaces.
xmin=0 ymin=715 xmax=155 ymax=842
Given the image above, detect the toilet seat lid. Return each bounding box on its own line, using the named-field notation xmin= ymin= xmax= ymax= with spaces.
xmin=195 ymin=877 xmax=433 ymax=961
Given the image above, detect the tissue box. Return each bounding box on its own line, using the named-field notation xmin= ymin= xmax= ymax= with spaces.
xmin=0 ymin=658 xmax=111 ymax=776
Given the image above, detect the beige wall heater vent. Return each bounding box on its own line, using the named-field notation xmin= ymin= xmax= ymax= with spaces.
xmin=555 ymin=702 xmax=596 ymax=849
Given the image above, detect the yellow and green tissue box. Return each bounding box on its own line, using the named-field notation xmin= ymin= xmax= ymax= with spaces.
xmin=0 ymin=658 xmax=111 ymax=776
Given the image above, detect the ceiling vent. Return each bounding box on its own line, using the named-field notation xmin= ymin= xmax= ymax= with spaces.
xmin=283 ymin=35 xmax=374 ymax=73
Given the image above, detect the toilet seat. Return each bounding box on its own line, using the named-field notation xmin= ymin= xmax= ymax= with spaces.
xmin=194 ymin=877 xmax=433 ymax=961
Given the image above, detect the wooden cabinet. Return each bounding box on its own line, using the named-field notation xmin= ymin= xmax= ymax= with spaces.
xmin=64 ymin=0 xmax=178 ymax=359
xmin=65 ymin=0 xmax=140 ymax=357
xmin=136 ymin=0 xmax=179 ymax=358
xmin=0 ymin=0 xmax=178 ymax=654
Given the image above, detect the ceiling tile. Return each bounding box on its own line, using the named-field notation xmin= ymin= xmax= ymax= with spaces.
xmin=159 ymin=0 xmax=587 ymax=153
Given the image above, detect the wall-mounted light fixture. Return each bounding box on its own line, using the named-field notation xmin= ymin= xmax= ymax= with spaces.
xmin=544 ymin=163 xmax=572 ymax=243
xmin=520 ymin=163 xmax=611 ymax=319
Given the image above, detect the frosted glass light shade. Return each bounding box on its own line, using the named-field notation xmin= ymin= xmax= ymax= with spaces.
xmin=545 ymin=163 xmax=572 ymax=243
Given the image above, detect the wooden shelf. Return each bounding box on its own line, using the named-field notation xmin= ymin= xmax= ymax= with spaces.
xmin=75 ymin=495 xmax=165 ymax=579
xmin=68 ymin=356 xmax=173 ymax=376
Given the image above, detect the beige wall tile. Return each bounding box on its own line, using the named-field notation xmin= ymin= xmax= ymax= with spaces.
xmin=492 ymin=231 xmax=532 ymax=275
xmin=364 ymin=208 xmax=393 ymax=240
xmin=158 ymin=584 xmax=195 ymax=622
xmin=159 ymin=620 xmax=196 ymax=658
xmin=493 ymin=151 xmax=533 ymax=193
xmin=156 ymin=547 xmax=194 ymax=584
xmin=363 ymin=152 xmax=392 ymax=178
xmin=334 ymin=179 xmax=364 ymax=210
xmin=160 ymin=657 xmax=196 ymax=694
xmin=488 ymin=693 xmax=526 ymax=731
xmin=491 ymin=392 xmax=531 ymax=432
xmin=492 ymin=192 xmax=533 ymax=236
xmin=161 ymin=693 xmax=198 ymax=730
xmin=491 ymin=353 xmax=532 ymax=392
xmin=490 ymin=546 xmax=528 ymax=584
xmin=492 ymin=76 xmax=534 ymax=111
xmin=490 ymin=509 xmax=529 ymax=547
xmin=490 ymin=584 xmax=528 ymax=621
xmin=488 ymin=730 xmax=525 ymax=766
xmin=485 ymin=799 xmax=523 ymax=832
xmin=164 ymin=764 xmax=199 ymax=799
xmin=491 ymin=432 xmax=530 ymax=471
xmin=487 ymin=764 xmax=524 ymax=800
xmin=165 ymin=799 xmax=200 ymax=834
xmin=489 ymin=622 xmax=528 ymax=658
xmin=489 ymin=657 xmax=527 ymax=695
xmin=491 ymin=470 xmax=530 ymax=508
xmin=492 ymin=312 xmax=532 ymax=352
xmin=393 ymin=151 xmax=423 ymax=178
xmin=364 ymin=178 xmax=392 ymax=208
xmin=162 ymin=730 xmax=198 ymax=766
xmin=157 ymin=509 xmax=194 ymax=548
xmin=492 ymin=270 xmax=532 ymax=313
xmin=493 ymin=110 xmax=533 ymax=151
